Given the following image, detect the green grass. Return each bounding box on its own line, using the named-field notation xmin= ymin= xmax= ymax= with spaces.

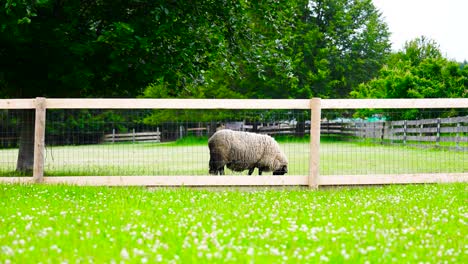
xmin=0 ymin=137 xmax=466 ymax=176
xmin=0 ymin=183 xmax=466 ymax=263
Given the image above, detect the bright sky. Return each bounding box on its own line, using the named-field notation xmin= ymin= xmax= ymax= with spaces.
xmin=372 ymin=0 xmax=468 ymax=62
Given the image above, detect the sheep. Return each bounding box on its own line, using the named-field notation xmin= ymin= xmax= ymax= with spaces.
xmin=208 ymin=129 xmax=288 ymax=175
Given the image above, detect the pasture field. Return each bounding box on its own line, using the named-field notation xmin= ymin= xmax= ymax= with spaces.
xmin=0 ymin=183 xmax=466 ymax=263
xmin=0 ymin=137 xmax=466 ymax=176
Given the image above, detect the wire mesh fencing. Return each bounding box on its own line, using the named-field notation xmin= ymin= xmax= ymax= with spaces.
xmin=42 ymin=109 xmax=310 ymax=176
xmin=0 ymin=109 xmax=35 ymax=175
xmin=1 ymin=106 xmax=467 ymax=178
xmin=320 ymin=109 xmax=467 ymax=176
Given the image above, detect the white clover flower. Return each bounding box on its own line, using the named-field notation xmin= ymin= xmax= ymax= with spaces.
xmin=319 ymin=255 xmax=329 ymax=262
xmin=270 ymin=247 xmax=280 ymax=255
xmin=341 ymin=249 xmax=350 ymax=260
xmin=120 ymin=248 xmax=130 ymax=259
xmin=1 ymin=246 xmax=14 ymax=256
xmin=366 ymin=246 xmax=376 ymax=251
xmin=50 ymin=245 xmax=62 ymax=253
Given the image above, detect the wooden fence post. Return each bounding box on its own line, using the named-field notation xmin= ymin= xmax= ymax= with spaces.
xmin=372 ymin=122 xmax=375 ymax=142
xmin=419 ymin=122 xmax=423 ymax=138
xmin=309 ymin=98 xmax=321 ymax=189
xmin=364 ymin=122 xmax=368 ymax=140
xmin=380 ymin=122 xmax=385 ymax=145
xmin=33 ymin=97 xmax=46 ymax=183
xmin=390 ymin=122 xmax=394 ymax=144
xmin=403 ymin=120 xmax=407 ymax=145
xmin=156 ymin=127 xmax=161 ymax=142
xmin=179 ymin=125 xmax=184 ymax=139
xmin=456 ymin=122 xmax=461 ymax=150
xmin=436 ymin=118 xmax=441 ymax=146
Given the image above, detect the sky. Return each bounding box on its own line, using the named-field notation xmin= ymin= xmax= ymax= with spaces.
xmin=372 ymin=0 xmax=468 ymax=62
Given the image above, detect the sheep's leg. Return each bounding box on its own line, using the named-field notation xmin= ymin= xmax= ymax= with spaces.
xmin=258 ymin=169 xmax=262 ymax=176
xmin=248 ymin=168 xmax=254 ymax=175
xmin=209 ymin=152 xmax=225 ymax=175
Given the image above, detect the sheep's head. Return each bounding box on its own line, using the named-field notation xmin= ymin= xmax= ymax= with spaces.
xmin=273 ymin=165 xmax=288 ymax=175
xmin=272 ymin=151 xmax=288 ymax=175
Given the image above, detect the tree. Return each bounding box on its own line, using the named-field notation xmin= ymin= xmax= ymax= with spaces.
xmin=190 ymin=0 xmax=391 ymax=99
xmin=351 ymin=37 xmax=468 ymax=119
xmin=1 ymin=0 xmax=392 ymax=172
xmin=295 ymin=0 xmax=391 ymax=98
xmin=0 ymin=0 xmax=246 ymax=173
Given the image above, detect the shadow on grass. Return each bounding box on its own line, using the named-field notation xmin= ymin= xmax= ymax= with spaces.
xmin=0 ymin=171 xmax=32 ymax=177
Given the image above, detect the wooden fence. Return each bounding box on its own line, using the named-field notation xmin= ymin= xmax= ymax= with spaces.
xmin=103 ymin=129 xmax=161 ymax=143
xmin=254 ymin=116 xmax=468 ymax=149
xmin=0 ymin=98 xmax=467 ymax=187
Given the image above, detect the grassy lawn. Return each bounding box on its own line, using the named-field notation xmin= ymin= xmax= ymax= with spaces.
xmin=0 ymin=137 xmax=466 ymax=176
xmin=0 ymin=183 xmax=466 ymax=263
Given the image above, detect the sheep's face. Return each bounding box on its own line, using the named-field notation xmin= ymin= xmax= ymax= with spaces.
xmin=273 ymin=165 xmax=288 ymax=175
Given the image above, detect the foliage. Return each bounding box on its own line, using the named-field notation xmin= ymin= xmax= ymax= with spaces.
xmin=294 ymin=0 xmax=391 ymax=98
xmin=2 ymin=0 xmax=391 ymax=119
xmin=0 ymin=0 xmax=245 ymax=98
xmin=351 ymin=37 xmax=468 ymax=119
xmin=0 ymin=183 xmax=466 ymax=262
xmin=141 ymin=0 xmax=390 ymax=124
xmin=193 ymin=0 xmax=391 ymax=100
xmin=46 ymin=110 xmax=147 ymax=137
xmin=0 ymin=0 xmax=254 ymax=171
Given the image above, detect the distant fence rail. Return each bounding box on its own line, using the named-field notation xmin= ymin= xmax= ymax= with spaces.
xmin=103 ymin=129 xmax=161 ymax=143
xmin=324 ymin=116 xmax=468 ymax=149
xmin=1 ymin=97 xmax=467 ymax=187
xmin=246 ymin=116 xmax=468 ymax=149
xmin=385 ymin=116 xmax=468 ymax=145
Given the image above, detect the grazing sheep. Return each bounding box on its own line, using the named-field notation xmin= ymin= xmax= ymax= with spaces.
xmin=208 ymin=129 xmax=288 ymax=175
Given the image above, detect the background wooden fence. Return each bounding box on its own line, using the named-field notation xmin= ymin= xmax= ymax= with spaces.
xmin=0 ymin=98 xmax=467 ymax=187
xmin=259 ymin=116 xmax=467 ymax=150
xmin=126 ymin=115 xmax=465 ymax=150
xmin=103 ymin=129 xmax=161 ymax=143
xmin=4 ymin=116 xmax=466 ymax=148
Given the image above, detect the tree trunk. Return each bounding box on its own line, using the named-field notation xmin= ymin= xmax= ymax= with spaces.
xmin=295 ymin=119 xmax=305 ymax=137
xmin=208 ymin=121 xmax=217 ymax=137
xmin=252 ymin=122 xmax=258 ymax=133
xmin=16 ymin=110 xmax=35 ymax=174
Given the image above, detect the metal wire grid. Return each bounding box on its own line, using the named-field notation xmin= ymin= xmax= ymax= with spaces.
xmin=320 ymin=109 xmax=467 ymax=175
xmin=1 ymin=108 xmax=466 ymax=177
xmin=0 ymin=110 xmax=35 ymax=175
xmin=43 ymin=109 xmax=310 ymax=176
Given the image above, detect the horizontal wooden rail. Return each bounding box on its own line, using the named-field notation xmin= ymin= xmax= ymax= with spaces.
xmin=1 ymin=98 xmax=467 ymax=110
xmin=103 ymin=136 xmax=161 ymax=142
xmin=318 ymin=173 xmax=468 ymax=185
xmin=45 ymin=99 xmax=311 ymax=109
xmin=103 ymin=132 xmax=162 ymax=138
xmin=321 ymin=98 xmax=468 ymax=109
xmin=0 ymin=99 xmax=36 ymax=109
xmin=0 ymin=176 xmax=308 ymax=186
xmin=1 ymin=174 xmax=466 ymax=186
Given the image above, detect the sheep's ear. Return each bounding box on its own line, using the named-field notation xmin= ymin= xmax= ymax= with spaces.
xmin=272 ymin=158 xmax=280 ymax=169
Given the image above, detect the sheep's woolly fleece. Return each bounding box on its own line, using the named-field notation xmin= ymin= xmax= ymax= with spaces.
xmin=208 ymin=129 xmax=288 ymax=173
